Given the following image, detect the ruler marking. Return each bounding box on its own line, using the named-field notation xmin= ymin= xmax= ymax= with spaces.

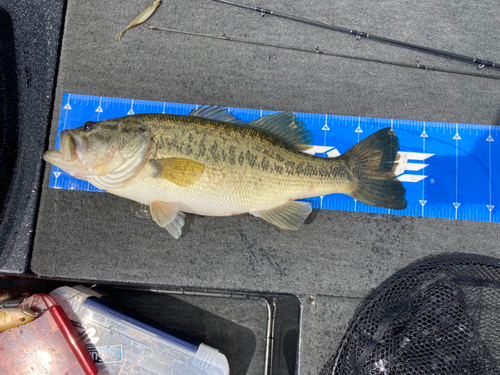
xmin=487 ymin=125 xmax=494 ymax=222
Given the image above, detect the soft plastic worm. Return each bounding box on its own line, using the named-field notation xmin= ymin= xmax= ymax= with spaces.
xmin=116 ymin=0 xmax=161 ymax=42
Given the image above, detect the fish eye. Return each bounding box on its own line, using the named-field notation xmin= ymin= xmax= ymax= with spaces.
xmin=20 ymin=318 xmax=25 ymax=322
xmin=83 ymin=121 xmax=95 ymax=132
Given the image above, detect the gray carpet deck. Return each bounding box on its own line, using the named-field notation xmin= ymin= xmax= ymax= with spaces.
xmin=30 ymin=0 xmax=500 ymax=373
xmin=0 ymin=0 xmax=63 ymax=273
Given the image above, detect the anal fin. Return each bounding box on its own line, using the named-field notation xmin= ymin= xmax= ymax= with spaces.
xmin=251 ymin=201 xmax=312 ymax=230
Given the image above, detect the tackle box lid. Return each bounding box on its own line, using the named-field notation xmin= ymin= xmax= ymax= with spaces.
xmin=50 ymin=285 xmax=230 ymax=375
xmin=0 ymin=293 xmax=98 ymax=375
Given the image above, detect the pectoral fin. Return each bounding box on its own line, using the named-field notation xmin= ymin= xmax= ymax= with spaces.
xmin=150 ymin=201 xmax=185 ymax=239
xmin=251 ymin=201 xmax=312 ymax=230
xmin=150 ymin=158 xmax=205 ymax=187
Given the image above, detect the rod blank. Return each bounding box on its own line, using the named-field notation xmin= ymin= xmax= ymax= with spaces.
xmin=206 ymin=0 xmax=499 ymax=71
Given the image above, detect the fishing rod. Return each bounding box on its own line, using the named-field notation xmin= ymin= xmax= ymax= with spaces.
xmin=145 ymin=25 xmax=500 ymax=80
xmin=205 ymin=0 xmax=500 ymax=72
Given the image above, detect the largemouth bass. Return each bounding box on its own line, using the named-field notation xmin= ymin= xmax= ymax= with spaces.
xmin=44 ymin=106 xmax=406 ymax=238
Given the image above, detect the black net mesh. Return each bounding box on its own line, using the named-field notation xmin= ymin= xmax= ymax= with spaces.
xmin=321 ymin=253 xmax=500 ymax=375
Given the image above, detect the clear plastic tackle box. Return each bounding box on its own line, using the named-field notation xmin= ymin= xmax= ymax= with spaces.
xmin=50 ymin=286 xmax=230 ymax=375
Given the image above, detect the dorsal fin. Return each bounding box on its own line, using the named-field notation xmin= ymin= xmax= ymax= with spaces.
xmin=247 ymin=112 xmax=313 ymax=151
xmin=189 ymin=105 xmax=245 ymax=125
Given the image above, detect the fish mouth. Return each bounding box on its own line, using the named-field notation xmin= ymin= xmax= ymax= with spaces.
xmin=43 ymin=132 xmax=83 ymax=175
xmin=43 ymin=149 xmax=89 ymax=179
xmin=43 ymin=149 xmax=63 ymax=166
xmin=44 ymin=130 xmax=89 ymax=168
xmin=59 ymin=130 xmax=87 ymax=162
xmin=59 ymin=131 xmax=73 ymax=161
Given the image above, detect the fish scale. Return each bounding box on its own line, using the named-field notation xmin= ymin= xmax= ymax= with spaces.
xmin=145 ymin=113 xmax=345 ymax=198
xmin=151 ymin=118 xmax=337 ymax=209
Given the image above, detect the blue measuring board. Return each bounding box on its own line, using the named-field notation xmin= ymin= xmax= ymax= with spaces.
xmin=49 ymin=93 xmax=499 ymax=223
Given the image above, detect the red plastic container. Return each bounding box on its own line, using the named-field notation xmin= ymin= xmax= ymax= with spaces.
xmin=0 ymin=293 xmax=98 ymax=374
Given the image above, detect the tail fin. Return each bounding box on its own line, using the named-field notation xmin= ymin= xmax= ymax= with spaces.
xmin=342 ymin=127 xmax=407 ymax=210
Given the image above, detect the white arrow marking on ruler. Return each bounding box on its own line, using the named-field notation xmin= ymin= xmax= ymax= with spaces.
xmin=62 ymin=94 xmax=72 ymax=130
xmin=128 ymin=99 xmax=135 ymax=115
xmin=403 ymin=163 xmax=428 ymax=171
xmin=393 ymin=152 xmax=434 ymax=179
xmin=322 ymin=115 xmax=330 ymax=157
xmin=327 ymin=149 xmax=341 ymax=157
xmin=95 ymin=97 xmax=103 ymax=122
xmin=399 ymin=152 xmax=434 ymax=160
xmin=53 ymin=171 xmax=61 ymax=188
xmin=421 ymin=122 xmax=427 ymax=216
xmin=322 ymin=124 xmax=330 ymax=131
xmin=96 ymin=96 xmax=103 ymax=113
xmin=389 ymin=120 xmax=396 ymax=215
xmin=488 ymin=126 xmax=494 ymax=221
xmin=454 ymin=123 xmax=460 ymax=218
xmin=355 ymin=118 xmax=362 ymax=149
xmin=487 ymin=206 xmax=494 ymax=225
xmin=63 ymin=94 xmax=72 ymax=110
xmin=453 ymin=202 xmax=460 ymax=219
xmin=355 ymin=117 xmax=363 ymax=140
xmin=387 ymin=120 xmax=392 ymax=218
xmin=302 ymin=146 xmax=340 ymax=157
xmin=397 ymin=175 xmax=428 ymax=182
